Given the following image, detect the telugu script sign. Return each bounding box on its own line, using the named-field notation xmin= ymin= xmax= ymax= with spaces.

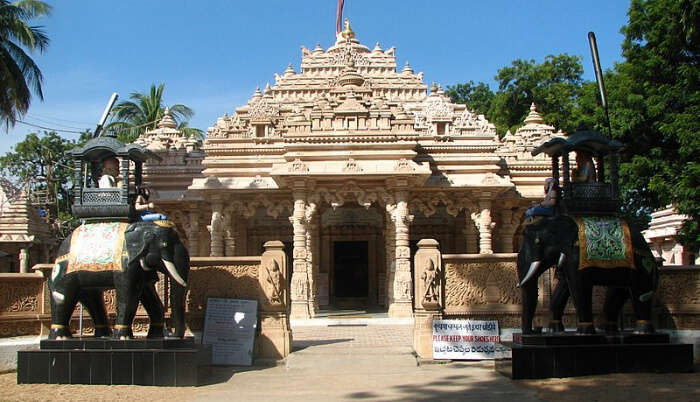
xmin=433 ymin=319 xmax=511 ymax=360
xmin=202 ymin=298 xmax=258 ymax=366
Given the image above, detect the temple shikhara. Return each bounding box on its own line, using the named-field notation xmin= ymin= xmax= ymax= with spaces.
xmin=135 ymin=21 xmax=562 ymax=318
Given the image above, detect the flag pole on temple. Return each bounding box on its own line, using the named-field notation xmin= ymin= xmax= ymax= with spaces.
xmin=336 ymin=0 xmax=345 ymax=34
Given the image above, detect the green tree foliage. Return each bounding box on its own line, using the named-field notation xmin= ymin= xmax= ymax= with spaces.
xmin=490 ymin=54 xmax=584 ymax=135
xmin=107 ymin=83 xmax=202 ymax=143
xmin=447 ymin=55 xmax=584 ymax=136
xmin=445 ymin=81 xmax=494 ymax=116
xmin=0 ymin=0 xmax=51 ymax=130
xmin=0 ymin=130 xmax=78 ymax=238
xmin=613 ymin=0 xmax=700 ymax=250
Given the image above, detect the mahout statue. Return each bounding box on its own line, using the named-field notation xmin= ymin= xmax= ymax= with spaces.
xmin=517 ymin=131 xmax=659 ymax=335
xmin=48 ymin=132 xmax=190 ymax=340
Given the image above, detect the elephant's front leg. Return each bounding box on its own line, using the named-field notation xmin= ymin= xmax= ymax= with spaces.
xmin=602 ymin=287 xmax=628 ymax=333
xmin=520 ymin=281 xmax=539 ymax=334
xmin=140 ymin=281 xmax=165 ymax=338
xmin=113 ymin=271 xmax=144 ymax=339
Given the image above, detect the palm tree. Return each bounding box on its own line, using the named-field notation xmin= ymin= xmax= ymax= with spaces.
xmin=107 ymin=83 xmax=202 ymax=143
xmin=0 ymin=0 xmax=51 ymax=131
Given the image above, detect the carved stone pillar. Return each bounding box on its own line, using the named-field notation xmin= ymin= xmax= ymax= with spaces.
xmin=19 ymin=248 xmax=29 ymax=273
xmin=474 ymin=199 xmax=494 ymax=254
xmin=464 ymin=214 xmax=478 ymax=254
xmin=208 ymin=200 xmax=224 ymax=257
xmin=187 ymin=211 xmax=200 ymax=257
xmin=290 ymin=189 xmax=310 ymax=318
xmin=499 ymin=208 xmax=516 ymax=253
xmin=306 ymin=211 xmax=319 ymax=317
xmin=389 ymin=189 xmax=413 ymax=317
xmin=384 ymin=208 xmax=395 ymax=307
xmin=224 ymin=213 xmax=237 ymax=257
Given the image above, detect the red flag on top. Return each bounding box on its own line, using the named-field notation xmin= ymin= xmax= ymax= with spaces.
xmin=336 ymin=0 xmax=345 ymax=34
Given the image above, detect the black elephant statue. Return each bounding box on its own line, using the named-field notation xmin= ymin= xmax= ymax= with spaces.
xmin=517 ymin=215 xmax=658 ymax=335
xmin=48 ymin=220 xmax=190 ymax=339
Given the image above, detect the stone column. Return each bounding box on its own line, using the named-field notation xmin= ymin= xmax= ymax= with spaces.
xmin=498 ymin=207 xmax=516 ymax=253
xmin=384 ymin=209 xmax=395 ymax=307
xmin=413 ymin=239 xmax=443 ymax=359
xmin=19 ymin=248 xmax=29 ymax=273
xmin=475 ymin=199 xmax=494 ymax=254
xmin=306 ymin=213 xmax=319 ymax=317
xmin=290 ymin=188 xmax=310 ymax=318
xmin=389 ymin=189 xmax=413 ymax=317
xmin=224 ymin=213 xmax=237 ymax=257
xmin=209 ymin=200 xmax=224 ymax=257
xmin=187 ymin=211 xmax=200 ymax=257
xmin=464 ymin=214 xmax=478 ymax=254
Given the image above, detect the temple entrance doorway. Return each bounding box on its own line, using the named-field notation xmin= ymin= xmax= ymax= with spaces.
xmin=332 ymin=241 xmax=368 ymax=308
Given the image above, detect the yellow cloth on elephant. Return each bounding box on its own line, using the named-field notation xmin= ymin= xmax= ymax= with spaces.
xmin=60 ymin=222 xmax=129 ymax=272
xmin=576 ymin=217 xmax=634 ymax=270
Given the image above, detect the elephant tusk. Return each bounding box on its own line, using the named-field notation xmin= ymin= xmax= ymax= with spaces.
xmin=140 ymin=258 xmax=152 ymax=271
xmin=163 ymin=259 xmax=187 ymax=288
xmin=557 ymin=253 xmax=566 ymax=268
xmin=52 ymin=291 xmax=65 ymax=302
xmin=517 ymin=261 xmax=541 ymax=288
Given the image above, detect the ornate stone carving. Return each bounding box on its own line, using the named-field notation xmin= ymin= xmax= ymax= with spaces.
xmin=444 ymin=261 xmax=520 ymax=309
xmin=186 ymin=264 xmax=259 ymax=313
xmin=342 ymin=158 xmax=362 ymax=173
xmin=289 ymin=158 xmax=309 ymax=173
xmin=393 ymin=158 xmax=414 ymax=172
xmin=0 ymin=279 xmax=40 ymax=313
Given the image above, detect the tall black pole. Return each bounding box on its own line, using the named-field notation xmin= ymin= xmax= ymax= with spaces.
xmin=588 ymin=32 xmax=613 ymax=139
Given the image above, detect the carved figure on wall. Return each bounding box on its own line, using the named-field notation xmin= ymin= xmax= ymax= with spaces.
xmin=421 ymin=259 xmax=439 ymax=303
xmin=49 ymin=221 xmax=190 ymax=339
xmin=264 ymin=260 xmax=284 ymax=304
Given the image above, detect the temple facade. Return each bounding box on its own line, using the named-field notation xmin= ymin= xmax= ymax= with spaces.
xmin=136 ymin=22 xmax=562 ymax=318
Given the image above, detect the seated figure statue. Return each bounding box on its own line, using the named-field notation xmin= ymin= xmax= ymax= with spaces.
xmin=98 ymin=156 xmax=119 ymax=188
xmin=135 ymin=186 xmax=168 ymax=221
xmin=573 ymin=151 xmax=596 ymax=183
xmin=525 ymin=178 xmax=558 ymax=217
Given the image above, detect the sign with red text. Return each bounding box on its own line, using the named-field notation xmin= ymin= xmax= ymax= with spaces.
xmin=432 ymin=320 xmax=511 ymax=360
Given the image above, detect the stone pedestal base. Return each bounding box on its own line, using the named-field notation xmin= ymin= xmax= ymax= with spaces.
xmin=496 ymin=332 xmax=694 ymax=379
xmin=388 ymin=301 xmax=413 ymax=318
xmin=257 ymin=312 xmax=291 ymax=359
xmin=290 ymin=302 xmax=310 ymax=319
xmin=413 ymin=312 xmax=439 ymax=359
xmin=18 ymin=337 xmax=211 ymax=386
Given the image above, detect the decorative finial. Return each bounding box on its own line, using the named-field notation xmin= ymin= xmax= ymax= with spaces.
xmin=264 ymin=83 xmax=272 ymax=95
xmin=523 ymin=102 xmax=544 ymax=125
xmin=402 ymin=61 xmax=413 ymax=74
xmin=284 ymin=63 xmax=295 ymax=76
xmin=373 ymin=42 xmax=382 ymax=52
xmin=157 ymin=107 xmax=177 ymax=129
xmin=341 ymin=18 xmax=355 ymax=41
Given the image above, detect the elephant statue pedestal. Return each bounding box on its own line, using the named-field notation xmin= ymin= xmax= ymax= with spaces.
xmin=17 ymin=336 xmax=213 ymax=386
xmin=495 ymin=331 xmax=694 ymax=379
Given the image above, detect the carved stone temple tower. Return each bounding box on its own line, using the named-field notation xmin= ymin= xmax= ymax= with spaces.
xmin=138 ymin=21 xmax=563 ymax=318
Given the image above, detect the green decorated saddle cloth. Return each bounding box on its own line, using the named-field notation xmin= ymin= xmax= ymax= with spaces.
xmin=576 ymin=216 xmax=634 ymax=270
xmin=56 ymin=222 xmax=129 ymax=272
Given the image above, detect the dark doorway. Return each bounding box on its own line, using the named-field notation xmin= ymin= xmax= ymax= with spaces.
xmin=333 ymin=241 xmax=369 ymax=299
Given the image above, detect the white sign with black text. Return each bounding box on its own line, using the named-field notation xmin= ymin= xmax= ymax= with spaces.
xmin=202 ymin=298 xmax=258 ymax=366
xmin=433 ymin=319 xmax=511 ymax=360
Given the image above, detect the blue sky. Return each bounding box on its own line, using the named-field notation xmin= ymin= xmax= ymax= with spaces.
xmin=3 ymin=0 xmax=630 ymax=154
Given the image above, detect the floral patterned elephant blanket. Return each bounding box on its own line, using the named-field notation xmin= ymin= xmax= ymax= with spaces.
xmin=576 ymin=216 xmax=634 ymax=270
xmin=56 ymin=222 xmax=129 ymax=272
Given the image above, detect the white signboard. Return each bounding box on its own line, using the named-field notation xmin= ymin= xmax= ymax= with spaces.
xmin=202 ymin=298 xmax=258 ymax=366
xmin=433 ymin=319 xmax=511 ymax=360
